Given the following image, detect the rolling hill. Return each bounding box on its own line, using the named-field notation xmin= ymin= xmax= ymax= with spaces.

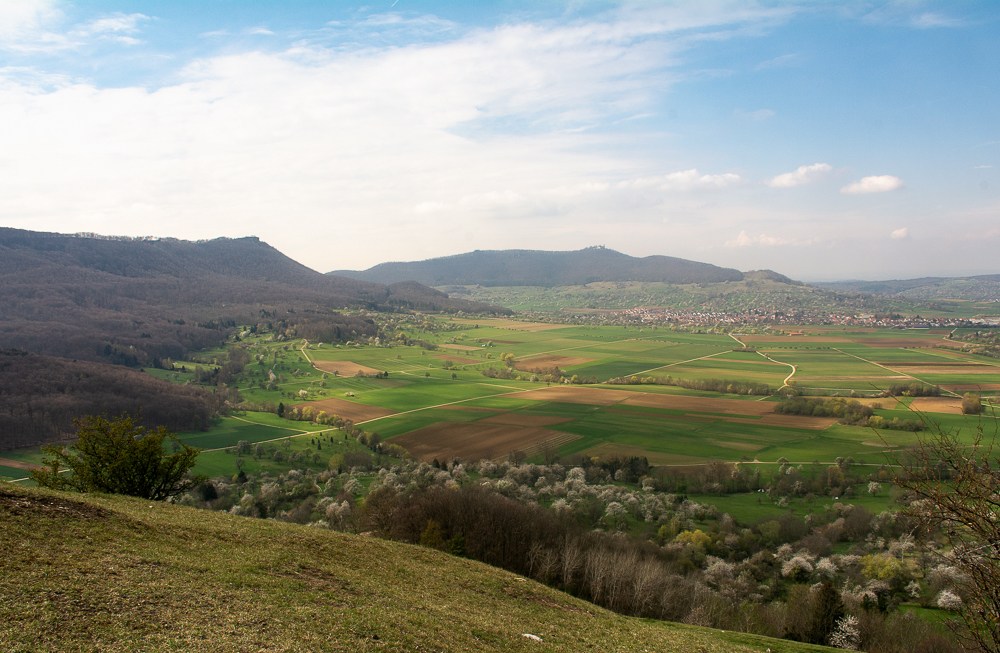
xmin=330 ymin=246 xmax=745 ymax=287
xmin=0 ymin=484 xmax=828 ymax=653
xmin=817 ymin=275 xmax=1000 ymax=302
xmin=0 ymin=228 xmax=508 ymax=366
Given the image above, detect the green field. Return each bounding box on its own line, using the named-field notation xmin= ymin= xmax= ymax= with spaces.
xmin=7 ymin=319 xmax=999 ymax=493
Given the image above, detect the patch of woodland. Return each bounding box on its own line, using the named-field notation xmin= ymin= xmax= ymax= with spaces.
xmin=190 ymin=457 xmax=963 ymax=652
xmin=0 ymin=228 xmax=508 ymax=367
xmin=0 ymin=349 xmax=220 ymax=451
xmin=330 ymin=246 xmax=745 ymax=287
xmin=773 ymin=397 xmax=924 ymax=431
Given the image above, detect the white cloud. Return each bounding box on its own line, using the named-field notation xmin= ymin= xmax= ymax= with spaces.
xmin=0 ymin=0 xmax=69 ymax=51
xmin=974 ymin=165 xmax=993 ymax=169
xmin=619 ymin=169 xmax=742 ymax=192
xmin=755 ymin=53 xmax=800 ymax=70
xmin=840 ymin=175 xmax=904 ymax=194
xmin=248 ymin=27 xmax=274 ymax=35
xmin=766 ymin=163 xmax=832 ymax=188
xmin=0 ymin=7 xmax=787 ymax=269
xmin=75 ymin=13 xmax=148 ymax=36
xmin=912 ymin=13 xmax=963 ymax=29
xmin=725 ymin=230 xmax=801 ymax=248
xmin=890 ymin=227 xmax=909 ymax=239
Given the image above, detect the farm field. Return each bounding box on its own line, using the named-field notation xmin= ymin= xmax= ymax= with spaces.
xmin=7 ymin=316 xmax=998 ymax=493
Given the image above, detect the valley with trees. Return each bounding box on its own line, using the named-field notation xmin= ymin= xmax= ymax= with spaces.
xmin=4 ymin=239 xmax=999 ymax=652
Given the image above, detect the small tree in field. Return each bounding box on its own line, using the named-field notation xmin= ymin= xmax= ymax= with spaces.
xmin=32 ymin=413 xmax=203 ymax=501
xmin=962 ymin=393 xmax=983 ymax=415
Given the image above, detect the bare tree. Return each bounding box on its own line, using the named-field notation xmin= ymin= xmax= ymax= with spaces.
xmin=891 ymin=411 xmax=1000 ymax=652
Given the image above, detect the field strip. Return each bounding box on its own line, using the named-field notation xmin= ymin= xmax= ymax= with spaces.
xmin=831 ymin=348 xmax=960 ymax=397
xmin=502 ymin=432 xmax=581 ymax=461
xmin=628 ymin=349 xmax=731 ymax=376
xmin=0 ymin=457 xmax=45 ymax=471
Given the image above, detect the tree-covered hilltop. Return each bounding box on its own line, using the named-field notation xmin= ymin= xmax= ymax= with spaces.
xmin=0 ymin=228 xmax=508 ymax=367
xmin=330 ymin=245 xmax=744 ymax=287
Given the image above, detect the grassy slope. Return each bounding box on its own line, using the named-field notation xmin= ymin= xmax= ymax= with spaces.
xmin=0 ymin=485 xmax=830 ymax=653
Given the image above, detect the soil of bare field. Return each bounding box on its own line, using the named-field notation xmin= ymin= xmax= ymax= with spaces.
xmin=291 ymin=397 xmax=397 ymax=422
xmin=311 ymin=360 xmax=383 ymax=376
xmin=515 ymin=355 xmax=597 ymax=371
xmin=391 ymin=422 xmax=579 ymax=462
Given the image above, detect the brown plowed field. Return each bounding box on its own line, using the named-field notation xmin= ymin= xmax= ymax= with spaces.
xmin=942 ymin=384 xmax=1000 ymax=392
xmin=440 ymin=343 xmax=481 ymax=351
xmin=909 ymin=397 xmax=966 ymax=415
xmin=479 ymin=414 xmax=574 ymax=427
xmin=740 ymin=336 xmax=853 ymax=343
xmin=515 ymin=355 xmax=596 ymax=371
xmin=886 ymin=366 xmax=1000 ymax=375
xmin=0 ymin=458 xmax=44 ymax=471
xmin=435 ymin=354 xmax=481 ymax=364
xmin=311 ymin=360 xmax=383 ymax=376
xmin=391 ymin=422 xmax=572 ymax=462
xmin=292 ymin=397 xmax=396 ymax=423
xmin=620 ymin=394 xmax=776 ymax=415
xmin=501 ymin=386 xmax=636 ymax=405
xmin=611 ymin=398 xmax=836 ymax=430
xmin=855 ymin=338 xmax=938 ymax=348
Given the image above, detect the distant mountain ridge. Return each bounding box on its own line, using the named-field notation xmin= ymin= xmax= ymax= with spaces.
xmin=817 ymin=275 xmax=1000 ymax=302
xmin=330 ymin=246 xmax=745 ymax=287
xmin=0 ymin=228 xmax=507 ymax=366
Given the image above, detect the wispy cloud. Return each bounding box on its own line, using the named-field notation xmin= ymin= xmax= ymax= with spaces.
xmin=620 ymin=170 xmax=742 ymax=192
xmin=974 ymin=165 xmax=993 ymax=169
xmin=734 ymin=108 xmax=774 ymax=121
xmin=890 ymin=227 xmax=909 ymax=239
xmin=754 ymin=53 xmax=799 ymax=70
xmin=724 ymin=230 xmax=818 ymax=248
xmin=840 ymin=175 xmax=904 ymax=194
xmin=911 ymin=12 xmax=964 ymax=29
xmin=247 ymin=27 xmax=274 ymax=36
xmin=766 ymin=163 xmax=832 ymax=188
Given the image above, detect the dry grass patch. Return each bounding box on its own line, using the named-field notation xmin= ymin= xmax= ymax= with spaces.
xmin=440 ymin=343 xmax=482 ymax=351
xmin=2 ymin=485 xmax=806 ymax=653
xmin=503 ymin=386 xmax=635 ymax=406
xmin=292 ymin=397 xmax=396 ymax=423
xmin=909 ymin=397 xmax=968 ymax=414
xmin=515 ymin=355 xmax=597 ymax=371
xmin=311 ymin=360 xmax=383 ymax=376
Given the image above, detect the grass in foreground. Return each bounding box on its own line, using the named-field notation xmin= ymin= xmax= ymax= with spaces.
xmin=0 ymin=484 xmax=832 ymax=653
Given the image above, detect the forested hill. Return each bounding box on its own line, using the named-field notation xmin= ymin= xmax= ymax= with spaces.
xmin=329 ymin=246 xmax=745 ymax=287
xmin=0 ymin=229 xmax=507 ymax=366
xmin=817 ymin=275 xmax=1000 ymax=301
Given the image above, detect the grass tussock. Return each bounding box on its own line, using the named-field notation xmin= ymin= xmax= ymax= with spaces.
xmin=0 ymin=484 xmax=831 ymax=653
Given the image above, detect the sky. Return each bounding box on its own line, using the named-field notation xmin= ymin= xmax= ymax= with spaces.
xmin=0 ymin=1 xmax=997 ymax=281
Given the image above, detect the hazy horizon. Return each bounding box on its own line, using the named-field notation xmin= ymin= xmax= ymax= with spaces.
xmin=2 ymin=1 xmax=997 ymax=280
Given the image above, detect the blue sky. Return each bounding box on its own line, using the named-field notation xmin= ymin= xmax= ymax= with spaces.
xmin=1 ymin=1 xmax=997 ymax=280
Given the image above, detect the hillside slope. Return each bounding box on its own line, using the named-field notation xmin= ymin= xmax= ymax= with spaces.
xmin=0 ymin=229 xmax=507 ymax=365
xmin=0 ymin=484 xmax=828 ymax=653
xmin=330 ymin=246 xmax=744 ymax=287
xmin=817 ymin=275 xmax=1000 ymax=302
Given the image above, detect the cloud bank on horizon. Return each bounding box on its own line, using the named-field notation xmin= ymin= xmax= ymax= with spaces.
xmin=0 ymin=0 xmax=997 ymax=281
